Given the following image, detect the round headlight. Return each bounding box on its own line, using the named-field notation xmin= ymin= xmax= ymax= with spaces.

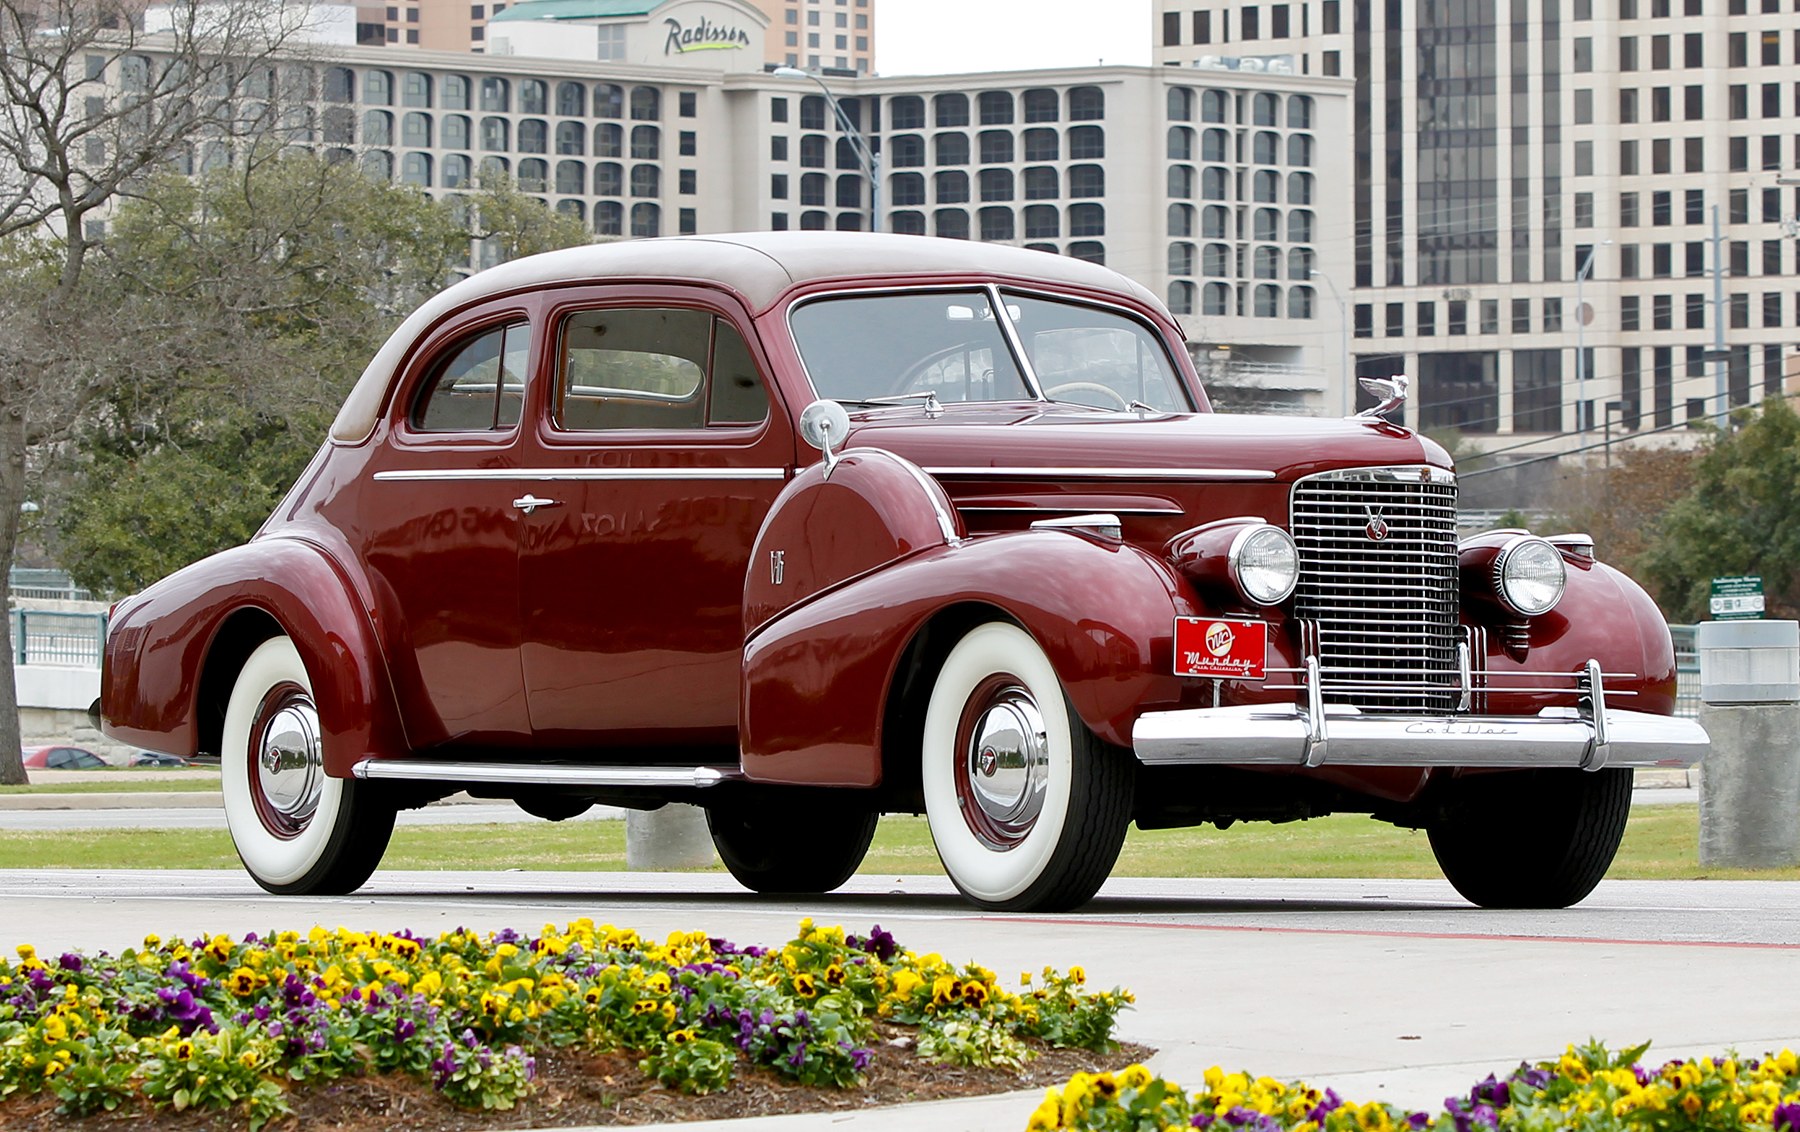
xmin=1494 ymin=536 xmax=1566 ymax=616
xmin=1230 ymin=525 xmax=1299 ymax=606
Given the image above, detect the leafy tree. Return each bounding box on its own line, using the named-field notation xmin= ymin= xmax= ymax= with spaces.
xmin=1637 ymin=399 xmax=1800 ymax=621
xmin=0 ymin=0 xmax=307 ymax=784
xmin=49 ymin=152 xmax=469 ymax=595
xmin=468 ymin=173 xmax=596 ymax=264
xmin=1549 ymin=443 xmax=1699 ymax=613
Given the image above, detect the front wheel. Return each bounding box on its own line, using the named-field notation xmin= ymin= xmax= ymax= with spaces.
xmin=921 ymin=622 xmax=1133 ymax=912
xmin=1427 ymin=767 xmax=1633 ymax=908
xmin=707 ymin=794 xmax=878 ymax=894
xmin=220 ymin=636 xmax=395 ymax=895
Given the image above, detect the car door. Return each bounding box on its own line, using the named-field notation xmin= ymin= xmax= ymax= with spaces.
xmin=354 ymin=304 xmax=537 ymax=747
xmin=516 ymin=287 xmax=792 ymax=748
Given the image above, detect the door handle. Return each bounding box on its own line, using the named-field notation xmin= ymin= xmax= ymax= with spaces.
xmin=512 ymin=494 xmax=560 ymax=515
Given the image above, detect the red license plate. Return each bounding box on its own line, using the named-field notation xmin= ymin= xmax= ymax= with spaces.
xmin=1173 ymin=617 xmax=1267 ymax=679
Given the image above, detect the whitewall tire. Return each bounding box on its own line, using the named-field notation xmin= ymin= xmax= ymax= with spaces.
xmin=220 ymin=636 xmax=394 ymax=894
xmin=921 ymin=622 xmax=1132 ymax=911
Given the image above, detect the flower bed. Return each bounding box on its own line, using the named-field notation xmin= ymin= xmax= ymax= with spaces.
xmin=0 ymin=919 xmax=1133 ymax=1128
xmin=1035 ymin=1041 xmax=1800 ymax=1132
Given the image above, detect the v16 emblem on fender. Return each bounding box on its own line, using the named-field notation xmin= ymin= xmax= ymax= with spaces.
xmin=1172 ymin=617 xmax=1268 ymax=679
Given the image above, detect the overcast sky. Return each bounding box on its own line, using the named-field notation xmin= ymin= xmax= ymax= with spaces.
xmin=876 ymin=0 xmax=1153 ymax=76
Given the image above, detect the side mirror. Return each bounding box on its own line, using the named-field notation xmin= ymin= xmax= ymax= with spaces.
xmin=798 ymin=399 xmax=852 ymax=478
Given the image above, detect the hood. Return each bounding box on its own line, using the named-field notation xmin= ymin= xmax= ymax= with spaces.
xmin=839 ymin=405 xmax=1453 ymax=485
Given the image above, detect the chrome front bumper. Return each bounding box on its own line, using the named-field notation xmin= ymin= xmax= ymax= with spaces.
xmin=1133 ymin=657 xmax=1709 ymax=771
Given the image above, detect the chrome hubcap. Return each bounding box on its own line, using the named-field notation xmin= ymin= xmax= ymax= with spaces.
xmin=959 ymin=684 xmax=1050 ymax=849
xmin=252 ymin=690 xmax=323 ymax=837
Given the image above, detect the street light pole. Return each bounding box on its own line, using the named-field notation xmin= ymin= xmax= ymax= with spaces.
xmin=1573 ymin=239 xmax=1610 ymax=435
xmin=772 ymin=66 xmax=881 ymax=233
xmin=1310 ymin=269 xmax=1351 ymax=416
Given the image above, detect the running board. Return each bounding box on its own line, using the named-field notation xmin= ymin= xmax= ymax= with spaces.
xmin=350 ymin=759 xmax=743 ymax=789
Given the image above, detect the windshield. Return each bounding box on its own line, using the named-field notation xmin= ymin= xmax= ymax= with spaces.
xmin=1004 ymin=293 xmax=1191 ymax=412
xmin=789 ymin=288 xmax=1192 ymax=412
xmin=789 ymin=289 xmax=1033 ymax=405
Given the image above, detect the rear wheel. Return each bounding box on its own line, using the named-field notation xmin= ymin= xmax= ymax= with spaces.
xmin=921 ymin=622 xmax=1132 ymax=912
xmin=707 ymin=795 xmax=878 ymax=894
xmin=1427 ymin=767 xmax=1632 ymax=908
xmin=220 ymin=636 xmax=395 ymax=895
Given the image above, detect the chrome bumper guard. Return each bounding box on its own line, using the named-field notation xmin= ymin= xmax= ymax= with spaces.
xmin=1133 ymin=656 xmax=1709 ymax=771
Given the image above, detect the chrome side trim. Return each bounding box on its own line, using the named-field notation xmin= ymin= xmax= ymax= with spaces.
xmin=869 ymin=449 xmax=964 ymax=546
xmin=957 ymin=504 xmax=1187 ymax=515
xmin=1029 ymin=512 xmax=1123 ymax=540
xmin=925 ymin=467 xmax=1278 ymax=481
xmin=1132 ymin=705 xmax=1709 ymax=769
xmin=374 ymin=468 xmax=787 ymax=482
xmin=351 ymin=760 xmax=743 ymax=789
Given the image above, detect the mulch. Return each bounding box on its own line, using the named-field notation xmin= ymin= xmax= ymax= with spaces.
xmin=0 ymin=1027 xmax=1153 ymax=1130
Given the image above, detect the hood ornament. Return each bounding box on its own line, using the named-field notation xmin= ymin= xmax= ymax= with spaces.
xmin=1353 ymin=374 xmax=1409 ymax=421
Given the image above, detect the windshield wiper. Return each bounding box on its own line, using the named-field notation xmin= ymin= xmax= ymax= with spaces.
xmin=833 ymin=391 xmax=944 ymax=417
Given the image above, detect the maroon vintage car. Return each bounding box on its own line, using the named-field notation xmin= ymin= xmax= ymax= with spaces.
xmin=100 ymin=232 xmax=1707 ymax=911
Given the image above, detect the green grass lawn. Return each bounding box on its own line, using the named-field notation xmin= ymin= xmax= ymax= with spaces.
xmin=0 ymin=776 xmax=220 ymax=795
xmin=1 ymin=804 xmax=1793 ymax=881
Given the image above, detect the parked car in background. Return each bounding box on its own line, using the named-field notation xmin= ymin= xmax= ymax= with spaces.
xmin=100 ymin=232 xmax=1708 ymax=912
xmin=21 ymin=745 xmax=108 ymax=770
xmin=128 ymin=750 xmax=195 ymax=767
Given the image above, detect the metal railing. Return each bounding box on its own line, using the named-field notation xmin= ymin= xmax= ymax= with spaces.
xmin=11 ymin=609 xmax=107 ymax=667
xmin=9 ymin=568 xmax=94 ymax=602
xmin=1670 ymin=623 xmax=1700 ymax=718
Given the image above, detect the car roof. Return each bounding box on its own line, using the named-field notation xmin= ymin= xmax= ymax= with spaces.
xmin=330 ymin=232 xmax=1166 ymax=445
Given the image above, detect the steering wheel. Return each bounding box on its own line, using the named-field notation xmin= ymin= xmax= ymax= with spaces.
xmin=1045 ymin=381 xmax=1131 ymax=410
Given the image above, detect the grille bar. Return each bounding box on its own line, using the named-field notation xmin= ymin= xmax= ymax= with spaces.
xmin=1290 ymin=465 xmax=1460 ymax=711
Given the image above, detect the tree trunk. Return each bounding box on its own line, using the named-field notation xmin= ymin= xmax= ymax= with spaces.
xmin=0 ymin=398 xmax=29 ymax=785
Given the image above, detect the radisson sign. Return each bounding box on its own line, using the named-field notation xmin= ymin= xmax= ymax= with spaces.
xmin=664 ymin=15 xmax=750 ymax=54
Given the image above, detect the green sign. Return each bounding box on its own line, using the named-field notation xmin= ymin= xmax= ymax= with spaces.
xmin=1710 ymin=575 xmax=1765 ymax=620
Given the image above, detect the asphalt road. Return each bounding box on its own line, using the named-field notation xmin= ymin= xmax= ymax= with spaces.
xmin=1 ymin=867 xmax=1794 ymax=1131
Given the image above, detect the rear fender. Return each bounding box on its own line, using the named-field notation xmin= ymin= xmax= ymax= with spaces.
xmin=101 ymin=537 xmax=404 ymax=777
xmin=740 ymin=530 xmax=1196 ymax=786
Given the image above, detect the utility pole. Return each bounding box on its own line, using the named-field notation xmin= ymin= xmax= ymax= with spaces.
xmin=1711 ymin=205 xmax=1728 ymax=429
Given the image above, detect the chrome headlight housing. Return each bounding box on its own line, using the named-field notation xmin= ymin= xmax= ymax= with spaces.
xmin=1493 ymin=535 xmax=1566 ymax=616
xmin=1229 ymin=525 xmax=1300 ymax=606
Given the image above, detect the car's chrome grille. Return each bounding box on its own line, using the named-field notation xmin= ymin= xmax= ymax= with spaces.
xmin=1290 ymin=466 xmax=1460 ymax=711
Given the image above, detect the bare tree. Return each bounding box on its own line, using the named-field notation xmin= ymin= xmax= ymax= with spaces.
xmin=0 ymin=0 xmax=309 ymax=783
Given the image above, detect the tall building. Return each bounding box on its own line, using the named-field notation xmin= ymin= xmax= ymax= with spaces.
xmin=1156 ymin=0 xmax=1800 ymax=464
xmin=348 ymin=0 xmax=879 ymax=70
xmin=105 ymin=0 xmax=1354 ymax=410
xmin=748 ymin=0 xmax=877 ymax=73
xmin=353 ymin=0 xmax=509 ymax=51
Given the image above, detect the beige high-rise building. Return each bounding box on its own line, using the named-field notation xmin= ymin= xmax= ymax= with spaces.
xmin=748 ymin=0 xmax=876 ymax=73
xmin=352 ymin=0 xmax=511 ymax=51
xmin=350 ymin=0 xmax=877 ymax=69
xmin=1155 ymin=0 xmax=1800 ymax=466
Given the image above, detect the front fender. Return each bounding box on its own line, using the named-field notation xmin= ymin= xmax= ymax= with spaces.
xmin=101 ymin=536 xmax=405 ymax=777
xmin=1479 ymin=556 xmax=1679 ymax=714
xmin=739 ymin=529 xmax=1196 ymax=786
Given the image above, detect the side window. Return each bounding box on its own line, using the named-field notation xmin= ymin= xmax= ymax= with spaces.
xmin=556 ymin=307 xmax=769 ymax=430
xmin=412 ymin=321 xmax=529 ymax=431
xmin=709 ymin=320 xmax=769 ymax=425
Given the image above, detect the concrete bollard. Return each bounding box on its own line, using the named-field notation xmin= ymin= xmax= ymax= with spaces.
xmin=1696 ymin=620 xmax=1800 ymax=868
xmin=625 ymin=803 xmax=718 ymax=871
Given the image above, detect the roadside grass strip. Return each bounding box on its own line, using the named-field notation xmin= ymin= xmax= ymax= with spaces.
xmin=0 ymin=919 xmax=1131 ymax=1128
xmin=1035 ymin=1041 xmax=1800 ymax=1132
